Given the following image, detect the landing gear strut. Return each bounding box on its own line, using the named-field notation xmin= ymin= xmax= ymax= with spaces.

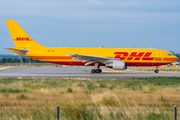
xmin=91 ymin=62 xmax=102 ymax=74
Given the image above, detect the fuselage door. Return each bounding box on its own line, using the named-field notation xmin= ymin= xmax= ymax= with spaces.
xmin=156 ymin=51 xmax=162 ymax=61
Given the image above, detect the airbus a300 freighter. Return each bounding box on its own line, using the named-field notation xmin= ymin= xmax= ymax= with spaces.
xmin=5 ymin=20 xmax=178 ymax=73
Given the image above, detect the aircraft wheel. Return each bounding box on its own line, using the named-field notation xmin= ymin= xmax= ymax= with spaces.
xmin=95 ymin=69 xmax=102 ymax=73
xmin=91 ymin=69 xmax=96 ymax=73
xmin=155 ymin=69 xmax=159 ymax=73
xmin=95 ymin=69 xmax=99 ymax=73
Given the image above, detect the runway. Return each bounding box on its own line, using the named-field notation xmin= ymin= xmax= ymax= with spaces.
xmin=0 ymin=66 xmax=180 ymax=78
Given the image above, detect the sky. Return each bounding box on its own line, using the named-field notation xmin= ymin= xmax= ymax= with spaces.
xmin=0 ymin=0 xmax=180 ymax=54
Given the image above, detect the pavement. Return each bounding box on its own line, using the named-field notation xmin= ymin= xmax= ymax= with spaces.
xmin=0 ymin=66 xmax=180 ymax=78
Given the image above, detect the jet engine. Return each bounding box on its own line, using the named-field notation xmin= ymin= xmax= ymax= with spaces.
xmin=105 ymin=61 xmax=126 ymax=70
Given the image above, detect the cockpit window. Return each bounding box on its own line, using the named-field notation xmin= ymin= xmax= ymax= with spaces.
xmin=168 ymin=53 xmax=173 ymax=56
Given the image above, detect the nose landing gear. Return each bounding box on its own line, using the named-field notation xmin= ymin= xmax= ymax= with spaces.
xmin=154 ymin=66 xmax=159 ymax=73
xmin=155 ymin=69 xmax=159 ymax=73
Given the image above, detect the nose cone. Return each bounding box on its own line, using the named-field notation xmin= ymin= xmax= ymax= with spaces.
xmin=175 ymin=56 xmax=179 ymax=61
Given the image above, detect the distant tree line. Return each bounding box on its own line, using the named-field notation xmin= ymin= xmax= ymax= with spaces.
xmin=0 ymin=57 xmax=45 ymax=63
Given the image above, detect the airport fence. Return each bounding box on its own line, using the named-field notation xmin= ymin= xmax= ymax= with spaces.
xmin=55 ymin=104 xmax=178 ymax=120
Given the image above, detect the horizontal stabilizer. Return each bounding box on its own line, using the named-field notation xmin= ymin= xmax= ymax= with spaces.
xmin=4 ymin=48 xmax=29 ymax=54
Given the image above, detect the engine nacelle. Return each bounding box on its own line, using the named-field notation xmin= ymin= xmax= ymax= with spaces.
xmin=105 ymin=61 xmax=126 ymax=70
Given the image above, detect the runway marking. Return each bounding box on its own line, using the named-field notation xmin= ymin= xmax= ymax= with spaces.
xmin=0 ymin=67 xmax=13 ymax=71
xmin=38 ymin=67 xmax=46 ymax=72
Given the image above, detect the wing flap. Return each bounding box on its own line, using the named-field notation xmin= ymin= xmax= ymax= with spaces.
xmin=69 ymin=54 xmax=119 ymax=65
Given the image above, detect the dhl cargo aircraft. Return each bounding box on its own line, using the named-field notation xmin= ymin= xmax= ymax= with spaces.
xmin=5 ymin=20 xmax=178 ymax=73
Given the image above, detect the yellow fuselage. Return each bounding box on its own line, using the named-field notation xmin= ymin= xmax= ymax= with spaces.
xmin=10 ymin=47 xmax=178 ymax=66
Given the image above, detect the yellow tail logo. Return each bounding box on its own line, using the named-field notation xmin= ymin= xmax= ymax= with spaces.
xmin=14 ymin=37 xmax=33 ymax=41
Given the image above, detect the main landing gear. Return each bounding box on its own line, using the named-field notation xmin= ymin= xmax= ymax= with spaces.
xmin=91 ymin=62 xmax=102 ymax=74
xmin=154 ymin=66 xmax=159 ymax=73
xmin=91 ymin=69 xmax=102 ymax=73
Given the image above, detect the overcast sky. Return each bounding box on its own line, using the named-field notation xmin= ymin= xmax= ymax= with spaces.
xmin=0 ymin=0 xmax=180 ymax=54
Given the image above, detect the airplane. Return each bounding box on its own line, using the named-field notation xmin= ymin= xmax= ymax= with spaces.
xmin=5 ymin=20 xmax=178 ymax=73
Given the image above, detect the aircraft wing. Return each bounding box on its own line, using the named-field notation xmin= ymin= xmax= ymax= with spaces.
xmin=69 ymin=54 xmax=119 ymax=65
xmin=4 ymin=48 xmax=29 ymax=54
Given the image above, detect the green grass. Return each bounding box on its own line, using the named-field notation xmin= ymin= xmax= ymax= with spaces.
xmin=0 ymin=77 xmax=180 ymax=119
xmin=17 ymin=94 xmax=28 ymax=100
xmin=1 ymin=77 xmax=180 ymax=92
xmin=67 ymin=87 xmax=73 ymax=93
xmin=0 ymin=88 xmax=28 ymax=93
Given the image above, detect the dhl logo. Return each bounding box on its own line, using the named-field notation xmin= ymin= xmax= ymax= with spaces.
xmin=13 ymin=37 xmax=33 ymax=41
xmin=114 ymin=52 xmax=154 ymax=61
